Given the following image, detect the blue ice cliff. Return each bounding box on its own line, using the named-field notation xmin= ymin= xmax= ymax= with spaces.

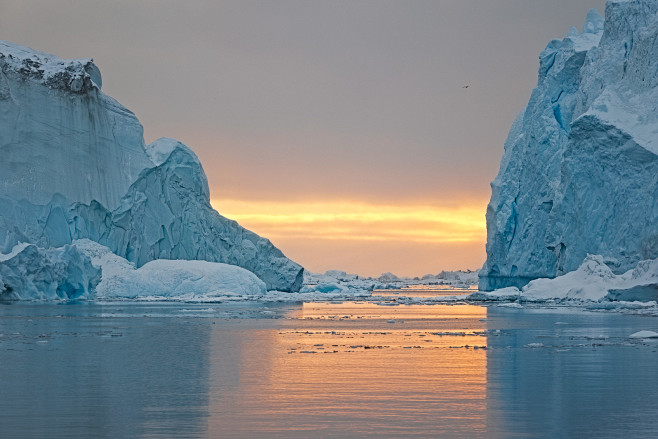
xmin=0 ymin=41 xmax=303 ymax=298
xmin=480 ymin=0 xmax=658 ymax=291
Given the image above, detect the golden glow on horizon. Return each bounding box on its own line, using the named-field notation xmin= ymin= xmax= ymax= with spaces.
xmin=210 ymin=198 xmax=486 ymax=244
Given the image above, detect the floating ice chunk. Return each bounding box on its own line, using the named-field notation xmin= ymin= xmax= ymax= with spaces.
xmin=378 ymin=272 xmax=400 ymax=283
xmin=0 ymin=243 xmax=100 ymax=300
xmin=467 ymin=287 xmax=520 ymax=301
xmin=478 ymin=253 xmax=658 ymax=303
xmin=74 ymin=239 xmax=266 ymax=298
xmin=496 ymin=303 xmax=524 ymax=309
xmin=299 ymin=282 xmax=349 ymax=294
xmin=107 ymin=259 xmax=266 ymax=298
xmin=628 ymin=331 xmax=658 ymax=339
xmin=323 ymin=270 xmax=359 ymax=281
xmin=521 ymin=255 xmax=614 ymax=302
xmin=494 ymin=255 xmax=658 ymax=303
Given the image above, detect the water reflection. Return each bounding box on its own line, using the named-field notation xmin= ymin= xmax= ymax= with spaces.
xmin=207 ymin=302 xmax=488 ymax=438
xmin=3 ymin=301 xmax=657 ymax=438
xmin=375 ymin=286 xmax=476 ymax=298
xmin=0 ymin=303 xmax=212 ymax=439
xmin=485 ymin=306 xmax=658 ymax=439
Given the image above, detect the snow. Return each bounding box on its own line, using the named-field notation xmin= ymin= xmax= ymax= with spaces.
xmin=628 ymin=330 xmax=658 ymax=339
xmin=481 ymin=1 xmax=658 ymax=291
xmin=0 ymin=40 xmax=101 ymax=90
xmin=2 ymin=239 xmax=267 ymax=300
xmin=0 ymin=40 xmax=303 ymax=294
xmin=0 ymin=242 xmax=30 ymax=262
xmin=145 ymin=137 xmax=194 ymax=167
xmin=521 ymin=255 xmax=616 ymax=302
xmin=92 ymin=254 xmax=267 ymax=299
xmin=477 ymin=253 xmax=658 ymax=303
xmin=4 ymin=239 xmax=655 ymax=308
xmin=0 ymin=239 xmax=266 ymax=300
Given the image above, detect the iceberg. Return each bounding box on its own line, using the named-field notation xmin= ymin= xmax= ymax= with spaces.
xmin=628 ymin=331 xmax=658 ymax=339
xmin=300 ymin=268 xmax=480 ymax=297
xmin=474 ymin=254 xmax=658 ymax=303
xmin=0 ymin=41 xmax=151 ymax=211
xmin=0 ymin=41 xmax=303 ymax=296
xmin=0 ymin=239 xmax=266 ymax=300
xmin=481 ymin=1 xmax=658 ymax=290
xmin=0 ymin=243 xmax=100 ymax=300
xmin=69 ymin=137 xmax=303 ymax=291
xmin=74 ymin=239 xmax=266 ymax=299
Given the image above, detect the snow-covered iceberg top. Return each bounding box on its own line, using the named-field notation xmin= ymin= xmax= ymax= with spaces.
xmin=0 ymin=40 xmax=149 ymax=210
xmin=563 ymin=8 xmax=604 ymax=52
xmin=0 ymin=40 xmax=102 ymax=92
xmin=146 ymin=137 xmax=198 ymax=167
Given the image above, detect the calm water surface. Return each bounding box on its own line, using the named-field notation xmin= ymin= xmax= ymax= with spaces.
xmin=1 ymin=293 xmax=657 ymax=438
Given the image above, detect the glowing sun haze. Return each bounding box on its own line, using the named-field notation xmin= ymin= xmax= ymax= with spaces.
xmin=212 ymin=198 xmax=487 ymax=276
xmin=0 ymin=0 xmax=606 ymax=276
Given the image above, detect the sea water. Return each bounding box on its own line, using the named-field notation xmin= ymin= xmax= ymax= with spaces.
xmin=0 ymin=295 xmax=657 ymax=438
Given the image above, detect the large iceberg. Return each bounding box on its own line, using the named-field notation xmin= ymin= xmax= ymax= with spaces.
xmin=480 ymin=1 xmax=658 ymax=290
xmin=0 ymin=41 xmax=303 ymax=295
xmin=0 ymin=41 xmax=150 ymax=211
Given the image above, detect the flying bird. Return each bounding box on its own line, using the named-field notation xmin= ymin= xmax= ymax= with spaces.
xmin=462 ymin=85 xmax=470 ymax=88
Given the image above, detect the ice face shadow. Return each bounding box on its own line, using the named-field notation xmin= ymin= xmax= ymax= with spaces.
xmin=485 ymin=306 xmax=658 ymax=438
xmin=0 ymin=303 xmax=213 ymax=439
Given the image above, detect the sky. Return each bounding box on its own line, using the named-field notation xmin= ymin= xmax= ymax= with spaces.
xmin=0 ymin=0 xmax=607 ymax=276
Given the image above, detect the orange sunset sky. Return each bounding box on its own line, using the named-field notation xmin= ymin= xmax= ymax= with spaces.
xmin=1 ymin=0 xmax=607 ymax=276
xmin=211 ymin=198 xmax=487 ymax=276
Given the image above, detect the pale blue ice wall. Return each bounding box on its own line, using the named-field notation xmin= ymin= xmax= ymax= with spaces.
xmin=0 ymin=42 xmax=151 ymax=211
xmin=480 ymin=1 xmax=658 ymax=290
xmin=0 ymin=41 xmax=303 ymax=292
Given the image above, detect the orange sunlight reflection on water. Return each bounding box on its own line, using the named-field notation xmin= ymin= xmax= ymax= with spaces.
xmin=206 ymin=302 xmax=488 ymax=438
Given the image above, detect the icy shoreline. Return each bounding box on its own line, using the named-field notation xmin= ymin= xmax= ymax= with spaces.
xmin=2 ymin=238 xmax=657 ymax=317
